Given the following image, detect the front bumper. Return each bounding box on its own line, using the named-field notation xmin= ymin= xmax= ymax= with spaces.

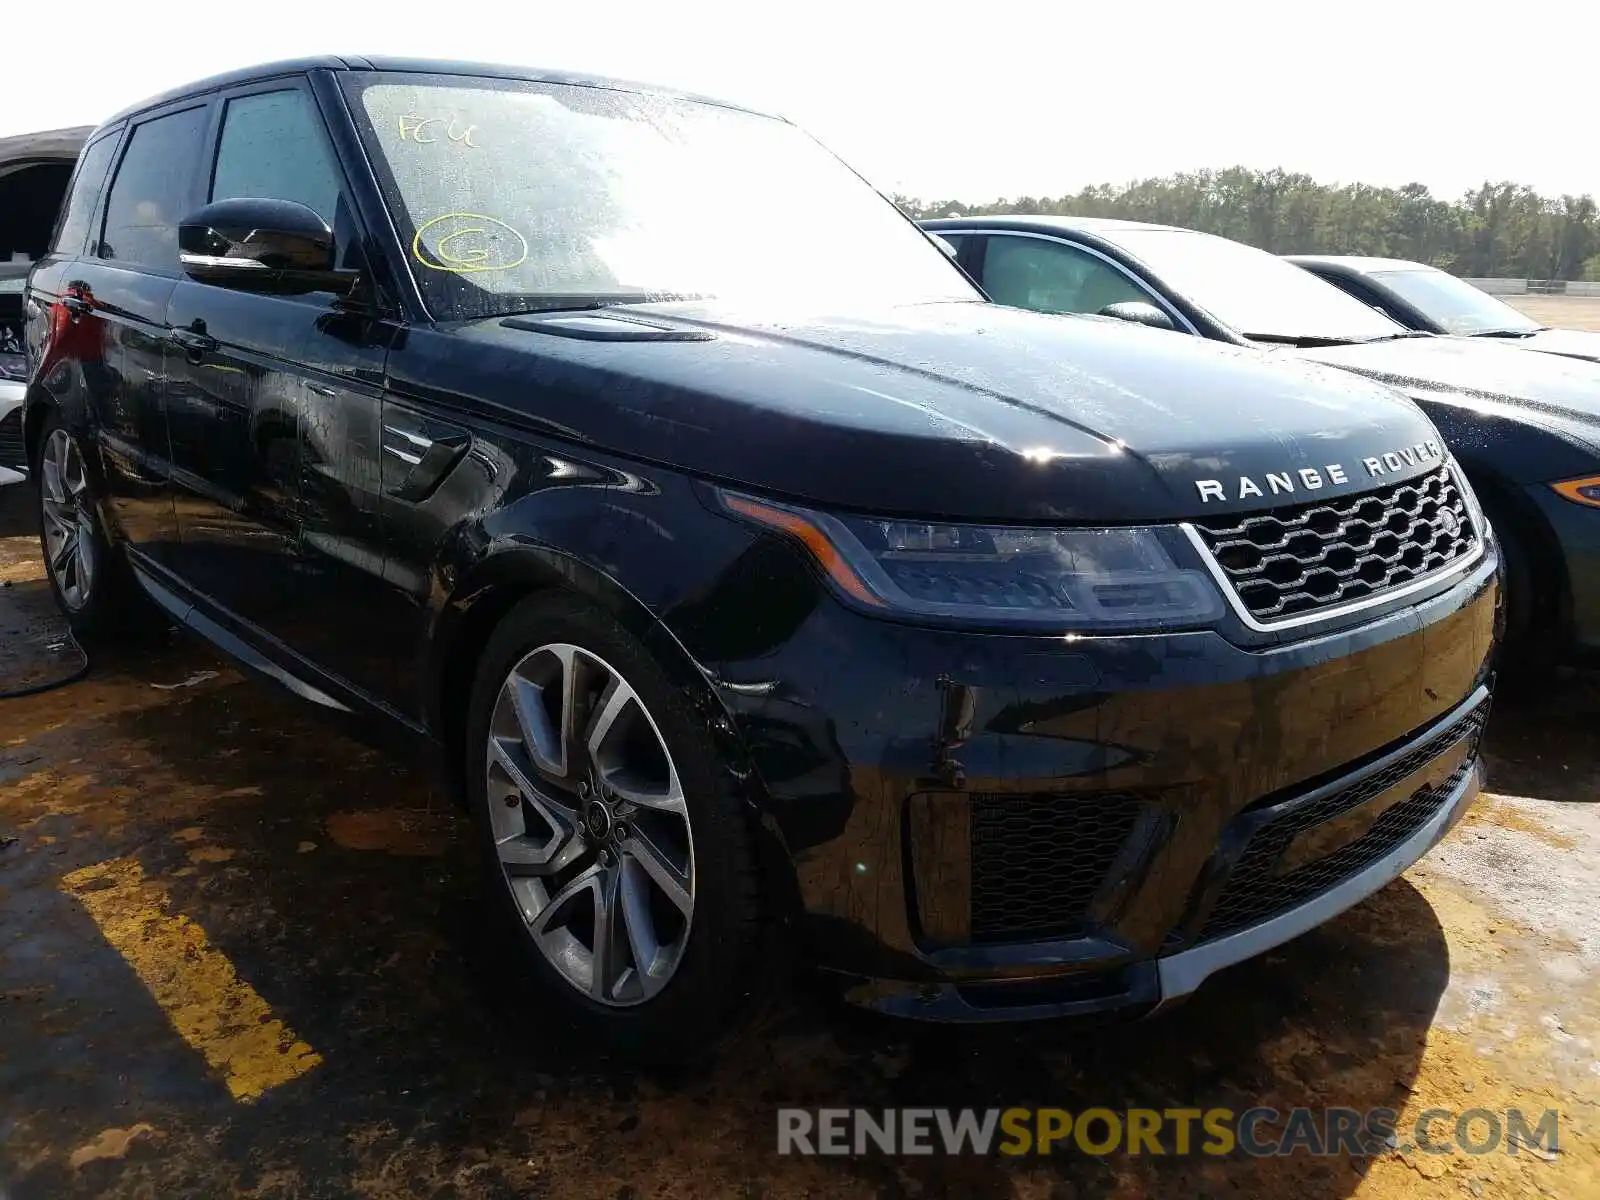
xmin=0 ymin=380 xmax=25 ymax=485
xmin=1155 ymin=748 xmax=1479 ymax=1005
xmin=687 ymin=538 xmax=1500 ymax=1022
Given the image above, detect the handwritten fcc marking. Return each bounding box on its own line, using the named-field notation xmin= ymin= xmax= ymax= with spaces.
xmin=398 ymin=114 xmax=479 ymax=147
xmin=412 ymin=213 xmax=529 ymax=274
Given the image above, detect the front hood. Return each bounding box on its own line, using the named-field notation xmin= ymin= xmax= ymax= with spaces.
xmin=1515 ymin=327 xmax=1600 ymax=363
xmin=1296 ymin=335 xmax=1600 ymax=429
xmin=406 ymin=300 xmax=1445 ymax=522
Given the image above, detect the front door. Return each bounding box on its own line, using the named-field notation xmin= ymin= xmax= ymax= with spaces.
xmin=163 ymin=276 xmax=311 ymax=632
xmin=165 ymin=80 xmax=407 ymax=708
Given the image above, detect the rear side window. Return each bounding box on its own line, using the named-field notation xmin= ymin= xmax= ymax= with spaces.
xmin=211 ymin=90 xmax=343 ymax=223
xmin=98 ymin=107 xmax=208 ymax=270
xmin=51 ymin=135 xmax=119 ymax=256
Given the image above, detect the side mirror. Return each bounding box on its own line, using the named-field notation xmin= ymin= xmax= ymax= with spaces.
xmin=1098 ymin=300 xmax=1176 ymax=332
xmin=179 ymin=198 xmax=353 ymax=295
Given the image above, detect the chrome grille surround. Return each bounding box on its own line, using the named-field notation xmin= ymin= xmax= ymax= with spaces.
xmin=1183 ymin=465 xmax=1482 ymax=629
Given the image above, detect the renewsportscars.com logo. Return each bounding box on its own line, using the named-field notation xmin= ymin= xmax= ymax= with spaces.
xmin=776 ymin=1106 xmax=1561 ymax=1158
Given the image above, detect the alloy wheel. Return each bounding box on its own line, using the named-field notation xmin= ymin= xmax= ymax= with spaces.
xmin=39 ymin=428 xmax=97 ymax=612
xmin=485 ymin=643 xmax=696 ymax=1007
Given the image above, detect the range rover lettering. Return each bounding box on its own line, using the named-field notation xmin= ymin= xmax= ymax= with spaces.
xmin=24 ymin=58 xmax=1498 ymax=1048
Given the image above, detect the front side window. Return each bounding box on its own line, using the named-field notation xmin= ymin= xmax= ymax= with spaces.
xmin=99 ymin=107 xmax=208 ymax=269
xmin=1370 ymin=268 xmax=1540 ymax=336
xmin=211 ymin=89 xmax=344 ymax=223
xmin=343 ymin=73 xmax=979 ymax=321
xmin=52 ymin=135 xmax=119 ymax=256
xmin=981 ymin=236 xmax=1153 ymax=316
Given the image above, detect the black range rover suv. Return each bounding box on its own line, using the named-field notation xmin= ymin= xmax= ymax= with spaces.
xmin=24 ymin=57 xmax=1499 ymax=1045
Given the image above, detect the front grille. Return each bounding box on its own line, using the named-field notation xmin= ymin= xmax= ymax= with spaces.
xmin=0 ymin=408 xmax=22 ymax=470
xmin=1199 ymin=706 xmax=1486 ymax=942
xmin=970 ymin=791 xmax=1146 ymax=943
xmin=1191 ymin=465 xmax=1478 ymax=623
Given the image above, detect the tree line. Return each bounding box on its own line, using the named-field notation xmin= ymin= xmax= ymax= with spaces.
xmin=894 ymin=168 xmax=1600 ymax=282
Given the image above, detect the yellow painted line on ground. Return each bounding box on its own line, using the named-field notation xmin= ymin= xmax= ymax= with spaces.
xmin=60 ymin=857 xmax=321 ymax=1102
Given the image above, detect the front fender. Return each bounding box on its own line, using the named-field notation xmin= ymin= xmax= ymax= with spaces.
xmin=420 ymin=465 xmax=785 ymax=818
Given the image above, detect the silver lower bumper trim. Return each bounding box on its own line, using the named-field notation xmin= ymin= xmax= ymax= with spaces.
xmin=1156 ymin=760 xmax=1482 ymax=1003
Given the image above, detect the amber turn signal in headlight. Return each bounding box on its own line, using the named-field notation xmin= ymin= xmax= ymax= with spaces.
xmin=719 ymin=493 xmax=886 ymax=608
xmin=1550 ymin=475 xmax=1600 ymax=508
xmin=715 ymin=489 xmax=1224 ymax=631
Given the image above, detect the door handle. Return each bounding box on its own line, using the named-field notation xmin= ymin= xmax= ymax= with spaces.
xmin=60 ymin=294 xmax=91 ymax=319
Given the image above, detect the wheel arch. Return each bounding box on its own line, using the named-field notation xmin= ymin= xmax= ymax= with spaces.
xmin=425 ymin=538 xmax=768 ymax=814
xmin=1457 ymin=458 xmax=1570 ymax=642
xmin=21 ymin=383 xmax=58 ymax=470
xmin=426 ymin=538 xmax=799 ymax=923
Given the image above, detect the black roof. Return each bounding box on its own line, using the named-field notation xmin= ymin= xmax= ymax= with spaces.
xmin=104 ymin=56 xmax=778 ymax=127
xmin=1286 ymin=254 xmax=1435 ymax=273
xmin=922 ymin=214 xmax=1188 ymax=236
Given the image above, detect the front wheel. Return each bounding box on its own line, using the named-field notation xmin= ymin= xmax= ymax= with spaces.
xmin=465 ymin=593 xmax=761 ymax=1053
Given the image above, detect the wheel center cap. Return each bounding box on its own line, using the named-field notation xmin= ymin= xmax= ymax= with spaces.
xmin=584 ymin=799 xmax=613 ymax=841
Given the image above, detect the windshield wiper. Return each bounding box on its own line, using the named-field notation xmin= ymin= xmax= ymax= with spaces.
xmin=1245 ymin=333 xmax=1367 ymax=348
xmin=1247 ymin=331 xmax=1438 ymax=348
xmin=1473 ymin=327 xmax=1546 ymax=338
xmin=1358 ymin=331 xmax=1440 ymax=343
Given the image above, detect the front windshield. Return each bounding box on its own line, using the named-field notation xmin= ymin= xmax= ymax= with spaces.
xmin=344 ymin=73 xmax=979 ymax=321
xmin=1371 ymin=267 xmax=1541 ymax=336
xmin=1102 ymin=227 xmax=1403 ymax=343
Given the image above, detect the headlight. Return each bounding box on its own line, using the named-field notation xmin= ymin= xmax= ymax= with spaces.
xmin=717 ymin=489 xmax=1224 ymax=630
xmin=1550 ymin=474 xmax=1600 ymax=509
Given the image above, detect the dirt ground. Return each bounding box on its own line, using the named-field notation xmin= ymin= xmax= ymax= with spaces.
xmin=1 ymin=486 xmax=1597 ymax=1199
xmin=1504 ymin=293 xmax=1600 ymax=332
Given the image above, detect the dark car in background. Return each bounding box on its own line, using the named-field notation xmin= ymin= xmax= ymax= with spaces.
xmin=0 ymin=125 xmax=91 ymax=479
xmin=1288 ymin=254 xmax=1600 ymax=364
xmin=22 ymin=58 xmax=1497 ymax=1048
xmin=925 ymin=215 xmax=1600 ymax=669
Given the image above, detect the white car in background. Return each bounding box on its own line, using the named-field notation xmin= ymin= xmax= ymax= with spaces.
xmin=0 ymin=125 xmax=93 ymax=485
xmin=1 ymin=267 xmax=27 ymax=486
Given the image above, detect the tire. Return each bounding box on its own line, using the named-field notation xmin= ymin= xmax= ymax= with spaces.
xmin=464 ymin=592 xmax=761 ymax=1055
xmin=33 ymin=410 xmax=160 ymax=642
xmin=1478 ymin=489 xmax=1553 ymax=684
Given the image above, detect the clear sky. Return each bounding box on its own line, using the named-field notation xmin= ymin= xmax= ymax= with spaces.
xmin=6 ymin=0 xmax=1591 ymax=203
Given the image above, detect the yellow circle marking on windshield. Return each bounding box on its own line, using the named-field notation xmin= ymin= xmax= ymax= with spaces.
xmin=412 ymin=213 xmax=528 ymax=274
